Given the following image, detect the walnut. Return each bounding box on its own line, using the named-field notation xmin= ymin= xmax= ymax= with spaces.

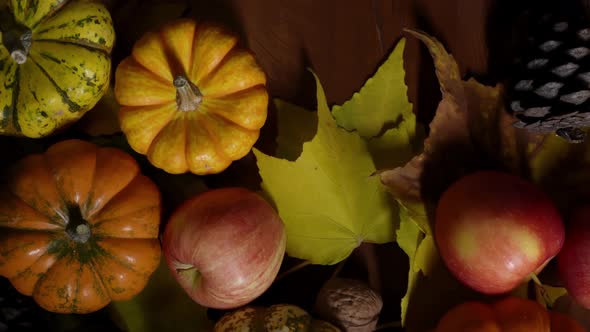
xmin=314 ymin=278 xmax=383 ymax=332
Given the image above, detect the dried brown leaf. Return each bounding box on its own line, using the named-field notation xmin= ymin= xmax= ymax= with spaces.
xmin=384 ymin=29 xmax=552 ymax=331
xmin=381 ymin=29 xmax=545 ymax=233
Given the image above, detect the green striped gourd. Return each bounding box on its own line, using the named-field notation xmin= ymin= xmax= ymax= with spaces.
xmin=0 ymin=0 xmax=114 ymax=137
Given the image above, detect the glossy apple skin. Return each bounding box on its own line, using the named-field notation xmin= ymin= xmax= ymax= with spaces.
xmin=162 ymin=187 xmax=286 ymax=309
xmin=435 ymin=170 xmax=565 ymax=294
xmin=557 ymin=206 xmax=590 ymax=309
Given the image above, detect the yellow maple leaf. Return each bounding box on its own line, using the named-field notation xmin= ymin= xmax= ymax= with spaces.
xmin=254 ymin=73 xmax=399 ymax=265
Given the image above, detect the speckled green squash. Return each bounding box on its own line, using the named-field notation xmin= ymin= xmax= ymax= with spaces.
xmin=214 ymin=304 xmax=342 ymax=332
xmin=0 ymin=0 xmax=114 ymax=138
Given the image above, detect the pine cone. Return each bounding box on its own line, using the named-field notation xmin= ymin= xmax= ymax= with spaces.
xmin=506 ymin=1 xmax=590 ymax=143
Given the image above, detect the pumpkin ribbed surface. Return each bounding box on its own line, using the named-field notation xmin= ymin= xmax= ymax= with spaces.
xmin=0 ymin=139 xmax=161 ymax=314
xmin=115 ymin=18 xmax=268 ymax=175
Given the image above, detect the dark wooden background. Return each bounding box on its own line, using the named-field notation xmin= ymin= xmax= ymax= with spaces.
xmin=187 ymin=0 xmax=519 ymax=118
xmin=7 ymin=0 xmax=590 ymax=331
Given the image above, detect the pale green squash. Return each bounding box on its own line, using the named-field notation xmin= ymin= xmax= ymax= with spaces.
xmin=0 ymin=0 xmax=114 ymax=137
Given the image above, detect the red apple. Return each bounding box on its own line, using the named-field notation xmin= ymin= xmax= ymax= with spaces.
xmin=557 ymin=206 xmax=590 ymax=309
xmin=435 ymin=170 xmax=565 ymax=294
xmin=162 ymin=187 xmax=286 ymax=309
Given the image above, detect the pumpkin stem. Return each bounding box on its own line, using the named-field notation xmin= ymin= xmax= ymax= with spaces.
xmin=65 ymin=205 xmax=92 ymax=244
xmin=174 ymin=76 xmax=203 ymax=112
xmin=0 ymin=8 xmax=32 ymax=65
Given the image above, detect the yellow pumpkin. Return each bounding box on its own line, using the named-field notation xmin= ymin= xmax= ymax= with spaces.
xmin=114 ymin=18 xmax=268 ymax=175
xmin=0 ymin=0 xmax=114 ymax=138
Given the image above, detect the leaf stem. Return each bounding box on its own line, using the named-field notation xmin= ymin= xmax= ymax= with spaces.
xmin=357 ymin=243 xmax=381 ymax=292
xmin=328 ymin=258 xmax=347 ymax=280
xmin=275 ymin=260 xmax=311 ymax=282
xmin=367 ymin=245 xmax=381 ymax=292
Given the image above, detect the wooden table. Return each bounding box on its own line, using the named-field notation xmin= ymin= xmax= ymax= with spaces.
xmin=1 ymin=1 xmax=562 ymax=331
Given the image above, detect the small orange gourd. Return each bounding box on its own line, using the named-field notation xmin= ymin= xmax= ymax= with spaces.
xmin=0 ymin=139 xmax=162 ymax=314
xmin=435 ymin=297 xmax=585 ymax=332
xmin=114 ymin=18 xmax=268 ymax=175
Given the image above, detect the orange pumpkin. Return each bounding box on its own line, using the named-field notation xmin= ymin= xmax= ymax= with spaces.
xmin=0 ymin=139 xmax=162 ymax=314
xmin=114 ymin=18 xmax=268 ymax=175
xmin=435 ymin=297 xmax=585 ymax=332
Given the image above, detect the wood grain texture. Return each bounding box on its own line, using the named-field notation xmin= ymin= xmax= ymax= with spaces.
xmin=186 ymin=0 xmax=505 ymax=124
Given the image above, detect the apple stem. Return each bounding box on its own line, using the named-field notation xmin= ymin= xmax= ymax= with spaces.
xmin=176 ymin=265 xmax=202 ymax=289
xmin=530 ymin=273 xmax=543 ymax=286
xmin=529 ymin=273 xmax=554 ymax=307
xmin=275 ymin=260 xmax=311 ymax=282
xmin=374 ymin=321 xmax=402 ymax=330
